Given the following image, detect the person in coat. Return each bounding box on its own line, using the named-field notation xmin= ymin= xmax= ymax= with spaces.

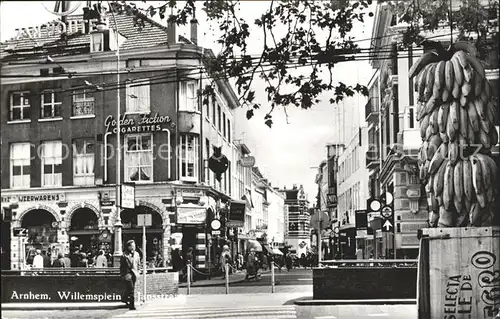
xmin=245 ymin=248 xmax=259 ymax=280
xmin=120 ymin=240 xmax=140 ymax=310
xmin=52 ymin=253 xmax=66 ymax=268
xmin=32 ymin=250 xmax=44 ymax=269
xmin=95 ymin=250 xmax=108 ymax=268
xmin=220 ymin=245 xmax=232 ymax=279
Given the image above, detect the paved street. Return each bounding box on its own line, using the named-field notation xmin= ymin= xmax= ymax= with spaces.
xmin=109 ymin=293 xmax=417 ymax=319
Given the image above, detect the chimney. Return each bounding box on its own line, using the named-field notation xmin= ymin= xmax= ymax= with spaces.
xmin=190 ymin=9 xmax=198 ymax=45
xmin=167 ymin=15 xmax=176 ymax=45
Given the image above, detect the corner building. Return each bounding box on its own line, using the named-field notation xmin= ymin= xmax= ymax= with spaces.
xmin=1 ymin=9 xmax=242 ymax=270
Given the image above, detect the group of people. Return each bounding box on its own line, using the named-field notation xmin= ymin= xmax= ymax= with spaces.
xmin=30 ymin=249 xmax=110 ymax=268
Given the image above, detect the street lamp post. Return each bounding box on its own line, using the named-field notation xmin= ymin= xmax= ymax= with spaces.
xmin=108 ymin=4 xmax=123 ymax=266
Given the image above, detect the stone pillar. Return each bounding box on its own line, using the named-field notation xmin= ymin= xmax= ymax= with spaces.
xmin=10 ymin=209 xmax=23 ymax=270
xmin=163 ymin=222 xmax=171 ymax=268
xmin=113 ymin=206 xmax=123 ymax=267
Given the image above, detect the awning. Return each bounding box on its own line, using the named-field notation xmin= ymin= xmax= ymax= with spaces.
xmin=247 ymin=239 xmax=263 ymax=252
xmin=272 ymin=248 xmax=283 ymax=255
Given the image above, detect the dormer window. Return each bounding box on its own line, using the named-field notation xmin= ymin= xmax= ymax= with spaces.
xmin=90 ymin=33 xmax=104 ymax=52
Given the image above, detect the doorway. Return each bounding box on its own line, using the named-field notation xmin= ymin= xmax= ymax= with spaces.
xmin=181 ymin=226 xmax=198 ymax=260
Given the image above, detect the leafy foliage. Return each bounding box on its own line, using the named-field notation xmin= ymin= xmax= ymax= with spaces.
xmin=113 ymin=0 xmax=498 ymax=127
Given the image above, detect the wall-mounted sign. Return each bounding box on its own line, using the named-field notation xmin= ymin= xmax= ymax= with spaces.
xmin=239 ymin=156 xmax=256 ymax=167
xmin=121 ymin=184 xmax=135 ymax=209
xmin=227 ymin=200 xmax=245 ymax=227
xmin=2 ymin=194 xmax=65 ymax=204
xmin=177 ymin=189 xmax=204 ymax=198
xmin=406 ymin=188 xmax=421 ymax=198
xmin=104 ymin=114 xmax=175 ymax=135
xmin=177 ymin=207 xmax=206 ymax=224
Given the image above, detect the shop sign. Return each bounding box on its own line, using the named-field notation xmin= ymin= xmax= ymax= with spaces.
xmin=177 ymin=189 xmax=204 ymax=198
xmin=104 ymin=113 xmax=175 ymax=135
xmin=121 ymin=184 xmax=135 ymax=209
xmin=1 ymin=194 xmax=65 ymax=203
xmin=177 ymin=207 xmax=206 ymax=224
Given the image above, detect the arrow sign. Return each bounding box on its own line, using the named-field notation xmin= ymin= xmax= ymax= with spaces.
xmin=382 ymin=219 xmax=393 ymax=232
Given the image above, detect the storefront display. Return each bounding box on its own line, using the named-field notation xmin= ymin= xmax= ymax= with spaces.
xmin=21 ymin=209 xmax=58 ymax=265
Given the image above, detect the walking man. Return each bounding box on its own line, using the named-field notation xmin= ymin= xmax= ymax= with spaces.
xmin=120 ymin=240 xmax=140 ymax=310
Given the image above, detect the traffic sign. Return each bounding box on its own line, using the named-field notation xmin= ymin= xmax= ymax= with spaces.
xmin=381 ymin=192 xmax=393 ymax=205
xmin=382 ymin=219 xmax=394 ymax=232
xmin=212 ymin=230 xmax=221 ymax=235
xmin=380 ymin=206 xmax=393 ymax=219
xmin=211 ymin=219 xmax=221 ymax=230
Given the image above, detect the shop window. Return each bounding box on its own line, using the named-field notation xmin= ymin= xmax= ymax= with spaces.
xmin=212 ymin=99 xmax=217 ymax=125
xmin=73 ymin=138 xmax=95 ymax=186
xmin=125 ymin=134 xmax=153 ymax=182
xmin=41 ymin=140 xmax=62 ymax=187
xmin=126 ymin=79 xmax=150 ymax=113
xmin=10 ymin=142 xmax=31 ymax=188
xmin=41 ymin=90 xmax=62 ymax=119
xmin=179 ymin=81 xmax=197 ymax=112
xmin=223 ymin=113 xmax=227 ymax=139
xmin=205 ymin=138 xmax=210 ymax=185
xmin=217 ymin=104 xmax=222 ymax=131
xmin=22 ymin=209 xmax=58 ymax=265
xmin=179 ymin=134 xmax=198 ymax=181
xmin=72 ymin=89 xmax=94 ymax=116
xmin=9 ymin=91 xmax=31 ymax=121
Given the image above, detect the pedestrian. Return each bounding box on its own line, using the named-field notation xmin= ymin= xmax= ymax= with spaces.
xmin=300 ymin=253 xmax=306 ymax=269
xmin=238 ymin=253 xmax=244 ymax=270
xmin=63 ymin=253 xmax=72 ymax=268
xmin=78 ymin=253 xmax=89 ymax=267
xmin=245 ymin=248 xmax=259 ymax=280
xmin=285 ymin=252 xmax=293 ymax=271
xmin=52 ymin=253 xmax=65 ymax=268
xmin=95 ymin=250 xmax=108 ymax=268
xmin=220 ymin=245 xmax=232 ymax=279
xmin=120 ymin=240 xmax=140 ymax=310
xmin=32 ymin=250 xmax=44 ymax=269
xmin=262 ymin=253 xmax=268 ymax=271
xmin=42 ymin=250 xmax=51 ymax=268
xmin=152 ymin=250 xmax=165 ymax=268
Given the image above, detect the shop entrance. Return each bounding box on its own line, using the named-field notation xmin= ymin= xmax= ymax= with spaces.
xmin=21 ymin=209 xmax=58 ymax=266
xmin=1 ymin=221 xmax=11 ymax=270
xmin=68 ymin=208 xmax=100 ymax=260
xmin=121 ymin=206 xmax=164 ymax=265
xmin=181 ymin=226 xmax=198 ymax=260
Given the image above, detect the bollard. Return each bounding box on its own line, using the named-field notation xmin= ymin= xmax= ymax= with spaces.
xmin=187 ymin=264 xmax=191 ymax=295
xmin=271 ymin=261 xmax=275 ymax=293
xmin=225 ymin=263 xmax=229 ymax=294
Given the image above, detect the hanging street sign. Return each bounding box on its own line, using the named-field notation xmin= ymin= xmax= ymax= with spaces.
xmin=137 ymin=214 xmax=152 ymax=227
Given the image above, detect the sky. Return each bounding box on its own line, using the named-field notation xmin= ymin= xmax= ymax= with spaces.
xmin=0 ymin=1 xmax=376 ymax=202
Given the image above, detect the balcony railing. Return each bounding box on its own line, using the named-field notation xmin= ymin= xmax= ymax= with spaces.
xmin=366 ymin=149 xmax=380 ymax=168
xmin=364 ymin=97 xmax=379 ymax=122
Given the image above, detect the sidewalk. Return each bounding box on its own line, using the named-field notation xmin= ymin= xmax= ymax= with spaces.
xmin=178 ymin=269 xmax=270 ymax=288
xmin=2 ymin=302 xmax=124 ymax=311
